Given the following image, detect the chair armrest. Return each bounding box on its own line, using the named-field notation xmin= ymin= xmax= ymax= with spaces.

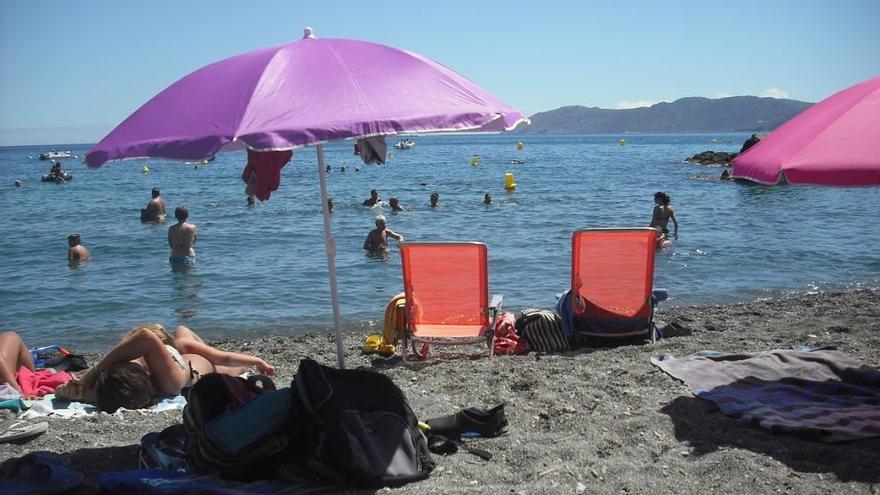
xmin=489 ymin=294 xmax=503 ymax=312
xmin=652 ymin=289 xmax=668 ymax=303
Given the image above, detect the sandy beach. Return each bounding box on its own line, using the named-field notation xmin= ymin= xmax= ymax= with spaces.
xmin=1 ymin=289 xmax=878 ymax=494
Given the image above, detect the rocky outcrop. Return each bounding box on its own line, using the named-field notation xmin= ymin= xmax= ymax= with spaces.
xmin=685 ymin=151 xmax=738 ymax=166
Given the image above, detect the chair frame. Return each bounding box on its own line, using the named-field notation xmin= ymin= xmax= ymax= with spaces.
xmin=570 ymin=227 xmax=665 ymax=342
xmin=398 ymin=241 xmax=502 ymax=361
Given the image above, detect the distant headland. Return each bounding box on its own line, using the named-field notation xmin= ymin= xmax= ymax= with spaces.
xmin=516 ymin=96 xmax=812 ymax=134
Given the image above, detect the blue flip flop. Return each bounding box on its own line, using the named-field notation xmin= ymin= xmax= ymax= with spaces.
xmin=0 ymin=452 xmax=84 ymax=495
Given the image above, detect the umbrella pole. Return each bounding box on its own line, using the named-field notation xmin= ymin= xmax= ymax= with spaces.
xmin=316 ymin=144 xmax=346 ymax=369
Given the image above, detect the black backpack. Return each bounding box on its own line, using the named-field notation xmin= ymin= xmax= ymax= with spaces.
xmin=285 ymin=359 xmax=434 ymax=487
xmin=183 ymin=373 xmax=292 ymax=481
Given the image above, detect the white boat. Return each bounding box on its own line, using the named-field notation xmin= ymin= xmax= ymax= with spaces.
xmin=39 ymin=150 xmax=73 ymax=160
xmin=394 ymin=140 xmax=415 ymax=150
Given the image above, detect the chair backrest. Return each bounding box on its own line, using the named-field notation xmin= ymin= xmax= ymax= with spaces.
xmin=400 ymin=243 xmax=489 ymax=327
xmin=571 ymin=228 xmax=657 ymax=319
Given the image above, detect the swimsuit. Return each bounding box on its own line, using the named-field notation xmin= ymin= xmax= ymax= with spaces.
xmin=169 ymin=255 xmax=196 ymax=265
xmin=165 ymin=345 xmax=198 ymax=387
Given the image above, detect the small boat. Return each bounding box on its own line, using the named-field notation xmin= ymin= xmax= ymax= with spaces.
xmin=42 ymin=172 xmax=73 ymax=183
xmin=394 ymin=140 xmax=415 ymax=150
xmin=39 ymin=150 xmax=73 ymax=160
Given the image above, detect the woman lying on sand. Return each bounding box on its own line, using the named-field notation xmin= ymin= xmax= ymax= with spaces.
xmin=55 ymin=324 xmax=275 ymax=413
xmin=0 ymin=331 xmax=38 ymax=399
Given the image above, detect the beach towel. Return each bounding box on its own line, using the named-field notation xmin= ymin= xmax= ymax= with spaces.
xmin=652 ymin=348 xmax=880 ymax=442
xmin=15 ymin=366 xmax=72 ymax=398
xmin=21 ymin=394 xmax=186 ymax=419
xmin=555 ymin=290 xmax=575 ymax=338
xmin=492 ymin=311 xmax=525 ymax=355
xmin=383 ymin=292 xmax=406 ymax=345
xmin=240 ymin=149 xmax=293 ymax=201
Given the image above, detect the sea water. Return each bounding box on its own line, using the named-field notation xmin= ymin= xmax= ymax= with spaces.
xmin=1 ymin=134 xmax=878 ymax=351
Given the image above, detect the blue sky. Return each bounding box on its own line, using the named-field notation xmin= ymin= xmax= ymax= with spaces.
xmin=1 ymin=0 xmax=878 ymax=145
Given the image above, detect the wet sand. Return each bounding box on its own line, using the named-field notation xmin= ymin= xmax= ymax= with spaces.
xmin=2 ymin=289 xmax=879 ymax=494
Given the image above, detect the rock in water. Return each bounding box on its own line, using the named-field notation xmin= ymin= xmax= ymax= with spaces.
xmin=685 ymin=151 xmax=738 ymax=166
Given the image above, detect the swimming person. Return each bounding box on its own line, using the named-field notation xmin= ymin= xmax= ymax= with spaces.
xmin=54 ymin=324 xmax=274 ymax=413
xmin=168 ymin=205 xmax=197 ymax=265
xmin=649 ymin=192 xmax=679 ymax=241
xmin=327 ymin=198 xmax=335 ymax=213
xmin=67 ymin=234 xmax=91 ymax=263
xmin=140 ymin=188 xmax=166 ymax=222
xmin=484 ymin=193 xmax=492 ymax=205
xmin=430 ymin=192 xmax=440 ymax=207
xmin=363 ymin=215 xmax=404 ymax=254
xmin=363 ymin=189 xmax=381 ymax=207
xmin=388 ymin=197 xmax=406 ymax=212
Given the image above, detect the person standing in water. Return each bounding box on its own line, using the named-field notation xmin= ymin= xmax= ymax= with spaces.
xmin=363 ymin=215 xmax=404 ymax=254
xmin=67 ymin=234 xmax=91 ymax=263
xmin=141 ymin=188 xmax=166 ymax=222
xmin=430 ymin=192 xmax=440 ymax=207
xmin=168 ymin=206 xmax=197 ymax=265
xmin=649 ymin=192 xmax=678 ymax=241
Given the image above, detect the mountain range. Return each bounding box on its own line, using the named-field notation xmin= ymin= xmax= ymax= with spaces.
xmin=516 ymin=96 xmax=812 ymax=134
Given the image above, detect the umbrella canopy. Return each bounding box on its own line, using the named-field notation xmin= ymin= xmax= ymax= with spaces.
xmin=85 ymin=28 xmax=527 ymax=368
xmin=85 ymin=28 xmax=525 ymax=167
xmin=732 ymin=75 xmax=880 ymax=186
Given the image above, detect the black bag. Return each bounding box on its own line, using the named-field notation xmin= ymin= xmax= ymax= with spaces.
xmin=287 ymin=359 xmax=434 ymax=487
xmin=517 ymin=309 xmax=569 ymax=352
xmin=183 ymin=373 xmax=292 ymax=481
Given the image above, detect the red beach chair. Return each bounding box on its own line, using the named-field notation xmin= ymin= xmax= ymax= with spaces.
xmin=570 ymin=228 xmax=667 ymax=342
xmin=399 ymin=242 xmax=502 ymax=360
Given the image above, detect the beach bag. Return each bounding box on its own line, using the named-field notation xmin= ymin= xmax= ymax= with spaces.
xmin=183 ymin=373 xmax=292 ymax=481
xmin=517 ymin=309 xmax=569 ymax=352
xmin=493 ymin=311 xmax=529 ymax=355
xmin=287 ymin=358 xmax=434 ymax=487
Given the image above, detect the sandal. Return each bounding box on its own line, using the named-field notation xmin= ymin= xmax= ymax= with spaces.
xmin=425 ymin=404 xmax=508 ymax=440
xmin=0 ymin=421 xmax=48 ymax=444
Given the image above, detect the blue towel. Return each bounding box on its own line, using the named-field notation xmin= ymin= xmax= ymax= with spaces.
xmin=554 ymin=290 xmax=574 ymax=338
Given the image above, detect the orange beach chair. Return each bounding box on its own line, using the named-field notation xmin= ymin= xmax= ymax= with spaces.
xmin=399 ymin=242 xmax=502 ymax=360
xmin=570 ymin=228 xmax=667 ymax=342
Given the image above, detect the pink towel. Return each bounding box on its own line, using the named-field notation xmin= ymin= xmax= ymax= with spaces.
xmin=240 ymin=149 xmax=293 ymax=201
xmin=16 ymin=366 xmax=73 ymax=398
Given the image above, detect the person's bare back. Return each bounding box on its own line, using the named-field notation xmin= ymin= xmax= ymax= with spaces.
xmin=141 ymin=188 xmax=166 ymax=222
xmin=168 ymin=206 xmax=197 ymax=261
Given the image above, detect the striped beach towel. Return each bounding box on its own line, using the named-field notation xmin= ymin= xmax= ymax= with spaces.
xmin=652 ymin=348 xmax=880 ymax=442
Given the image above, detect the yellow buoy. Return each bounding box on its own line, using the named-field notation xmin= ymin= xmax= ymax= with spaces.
xmin=142 ymin=165 xmax=150 ymax=173
xmin=504 ymin=172 xmax=517 ymax=190
xmin=516 ymin=141 xmax=524 ymax=150
xmin=618 ymin=139 xmax=626 ymax=146
xmin=471 ymin=155 xmax=480 ymax=166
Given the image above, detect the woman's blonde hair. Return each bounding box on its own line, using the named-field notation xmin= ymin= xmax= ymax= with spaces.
xmin=127 ymin=324 xmax=174 ymax=346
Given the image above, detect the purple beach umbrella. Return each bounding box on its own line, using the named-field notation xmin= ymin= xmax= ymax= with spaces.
xmin=85 ymin=28 xmax=528 ymax=367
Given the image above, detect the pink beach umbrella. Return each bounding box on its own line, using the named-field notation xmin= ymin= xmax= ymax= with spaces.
xmin=732 ymin=75 xmax=880 ymax=186
xmin=85 ymin=28 xmax=527 ymax=368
